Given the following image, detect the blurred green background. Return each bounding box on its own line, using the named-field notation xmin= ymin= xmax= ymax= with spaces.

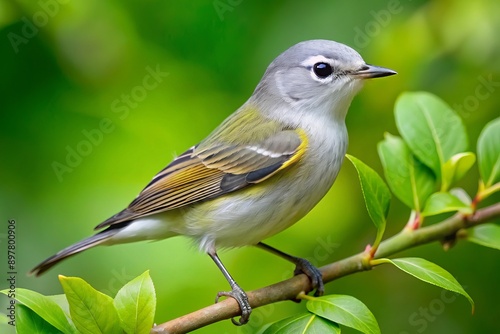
xmin=1 ymin=0 xmax=499 ymax=333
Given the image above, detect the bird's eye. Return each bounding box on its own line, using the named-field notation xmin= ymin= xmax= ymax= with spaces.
xmin=312 ymin=62 xmax=333 ymax=78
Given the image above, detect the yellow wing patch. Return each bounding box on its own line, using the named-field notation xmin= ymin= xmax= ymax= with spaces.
xmin=276 ymin=128 xmax=308 ymax=171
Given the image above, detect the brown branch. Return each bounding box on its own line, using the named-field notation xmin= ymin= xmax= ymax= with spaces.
xmin=151 ymin=203 xmax=500 ymax=333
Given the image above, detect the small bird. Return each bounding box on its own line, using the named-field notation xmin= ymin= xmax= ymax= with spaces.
xmin=31 ymin=39 xmax=396 ymax=325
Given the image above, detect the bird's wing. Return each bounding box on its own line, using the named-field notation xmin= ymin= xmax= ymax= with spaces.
xmin=95 ymin=129 xmax=308 ymax=229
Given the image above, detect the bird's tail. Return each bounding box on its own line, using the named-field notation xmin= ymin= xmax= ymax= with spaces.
xmin=30 ymin=228 xmax=118 ymax=276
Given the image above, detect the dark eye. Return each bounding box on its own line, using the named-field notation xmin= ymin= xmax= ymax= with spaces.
xmin=313 ymin=62 xmax=333 ymax=78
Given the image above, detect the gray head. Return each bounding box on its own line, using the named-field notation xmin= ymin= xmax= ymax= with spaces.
xmin=252 ymin=40 xmax=396 ymax=120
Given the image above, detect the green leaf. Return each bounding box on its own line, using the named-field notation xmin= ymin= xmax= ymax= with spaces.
xmin=477 ymin=117 xmax=500 ymax=188
xmin=466 ymin=224 xmax=500 ymax=251
xmin=263 ymin=313 xmax=340 ymax=334
xmin=0 ymin=288 xmax=77 ymax=334
xmin=59 ymin=275 xmax=123 ymax=334
xmin=421 ymin=192 xmax=473 ymax=217
xmin=0 ymin=313 xmax=8 ymax=325
xmin=395 ymin=92 xmax=468 ymax=180
xmin=306 ymin=295 xmax=380 ymax=334
xmin=442 ymin=152 xmax=476 ymax=191
xmin=114 ymin=271 xmax=156 ymax=334
xmin=47 ymin=294 xmax=72 ymax=321
xmin=449 ymin=188 xmax=472 ymax=206
xmin=378 ymin=133 xmax=436 ymax=212
xmin=16 ymin=304 xmax=63 ymax=334
xmin=383 ymin=257 xmax=474 ymax=310
xmin=347 ymin=154 xmax=391 ymax=248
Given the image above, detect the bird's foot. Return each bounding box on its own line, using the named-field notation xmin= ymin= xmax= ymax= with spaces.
xmin=293 ymin=257 xmax=324 ymax=296
xmin=215 ymin=284 xmax=252 ymax=325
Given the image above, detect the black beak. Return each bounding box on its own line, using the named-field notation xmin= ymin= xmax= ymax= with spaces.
xmin=353 ymin=64 xmax=397 ymax=79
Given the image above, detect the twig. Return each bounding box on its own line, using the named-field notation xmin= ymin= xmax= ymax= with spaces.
xmin=151 ymin=203 xmax=500 ymax=333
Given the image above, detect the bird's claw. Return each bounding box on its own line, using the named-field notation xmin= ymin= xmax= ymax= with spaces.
xmin=293 ymin=257 xmax=324 ymax=296
xmin=215 ymin=285 xmax=252 ymax=325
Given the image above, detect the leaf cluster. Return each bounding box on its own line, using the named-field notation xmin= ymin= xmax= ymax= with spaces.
xmin=1 ymin=271 xmax=155 ymax=334
xmin=262 ymin=91 xmax=498 ymax=333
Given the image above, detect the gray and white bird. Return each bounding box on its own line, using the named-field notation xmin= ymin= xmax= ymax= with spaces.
xmin=31 ymin=39 xmax=396 ymax=325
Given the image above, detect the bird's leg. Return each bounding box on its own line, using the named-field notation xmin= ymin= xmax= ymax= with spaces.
xmin=256 ymin=242 xmax=324 ymax=296
xmin=208 ymin=248 xmax=251 ymax=325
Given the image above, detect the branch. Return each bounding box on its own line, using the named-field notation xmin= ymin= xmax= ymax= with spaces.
xmin=151 ymin=203 xmax=500 ymax=333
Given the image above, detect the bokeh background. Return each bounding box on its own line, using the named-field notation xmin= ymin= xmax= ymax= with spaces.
xmin=1 ymin=0 xmax=499 ymax=333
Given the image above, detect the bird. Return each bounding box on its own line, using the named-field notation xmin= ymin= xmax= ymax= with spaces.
xmin=31 ymin=39 xmax=396 ymax=325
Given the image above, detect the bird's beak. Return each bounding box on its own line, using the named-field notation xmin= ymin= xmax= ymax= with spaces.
xmin=353 ymin=64 xmax=397 ymax=79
